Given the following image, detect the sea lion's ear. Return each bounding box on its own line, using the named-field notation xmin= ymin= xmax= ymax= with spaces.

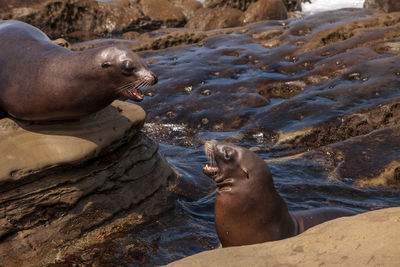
xmin=101 ymin=61 xmax=112 ymax=68
xmin=243 ymin=168 xmax=249 ymax=179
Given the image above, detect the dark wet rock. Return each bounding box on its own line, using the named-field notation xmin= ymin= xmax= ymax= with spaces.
xmin=137 ymin=9 xmax=400 ymax=187
xmin=185 ymin=7 xmax=243 ymax=30
xmin=0 ymin=0 xmax=135 ymax=41
xmin=315 ymin=126 xmax=400 ymax=187
xmin=282 ymin=0 xmax=307 ymax=12
xmin=241 ymin=0 xmax=288 ymax=24
xmin=204 ymin=0 xmax=257 ymax=11
xmin=0 ymin=0 xmax=186 ymax=42
xmin=364 ymin=0 xmax=400 ymax=13
xmin=169 ymin=0 xmax=203 ymax=20
xmin=204 ymin=0 xmax=305 ymax=12
xmin=270 ymin=122 xmax=400 ymax=187
xmin=140 ymin=8 xmax=398 ymax=134
xmin=72 ymin=27 xmax=239 ymax=51
xmin=0 ymin=101 xmax=178 ymax=266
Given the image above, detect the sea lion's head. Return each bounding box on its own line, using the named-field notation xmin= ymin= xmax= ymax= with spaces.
xmin=203 ymin=140 xmax=274 ymax=193
xmin=98 ymin=46 xmax=158 ymax=102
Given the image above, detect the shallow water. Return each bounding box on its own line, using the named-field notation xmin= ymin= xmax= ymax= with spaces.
xmin=5 ymin=2 xmax=395 ymax=265
xmin=122 ymin=133 xmax=399 ymax=266
xmin=120 ymin=9 xmax=400 ymax=264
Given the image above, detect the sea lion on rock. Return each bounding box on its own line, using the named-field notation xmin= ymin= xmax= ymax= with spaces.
xmin=203 ymin=140 xmax=356 ymax=247
xmin=0 ymin=20 xmax=157 ymax=121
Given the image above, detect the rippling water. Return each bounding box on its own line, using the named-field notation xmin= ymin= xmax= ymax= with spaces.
xmin=120 ymin=128 xmax=400 ymax=266
xmin=58 ymin=2 xmax=400 ymax=265
xmin=130 ymin=18 xmax=400 ymax=261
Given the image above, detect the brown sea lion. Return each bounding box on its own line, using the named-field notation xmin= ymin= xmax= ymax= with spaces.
xmin=203 ymin=140 xmax=356 ymax=247
xmin=0 ymin=20 xmax=157 ymax=121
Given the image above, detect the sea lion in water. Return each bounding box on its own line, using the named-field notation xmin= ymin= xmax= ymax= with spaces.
xmin=0 ymin=20 xmax=157 ymax=121
xmin=203 ymin=140 xmax=356 ymax=247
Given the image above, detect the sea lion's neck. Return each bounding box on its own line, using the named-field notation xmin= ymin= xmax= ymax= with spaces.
xmin=215 ymin=181 xmax=296 ymax=246
xmin=260 ymin=191 xmax=297 ymax=239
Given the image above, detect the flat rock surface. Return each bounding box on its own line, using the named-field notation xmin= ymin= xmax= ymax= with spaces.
xmin=0 ymin=100 xmax=145 ymax=189
xmin=169 ymin=207 xmax=400 ymax=266
xmin=0 ymin=101 xmax=177 ymax=266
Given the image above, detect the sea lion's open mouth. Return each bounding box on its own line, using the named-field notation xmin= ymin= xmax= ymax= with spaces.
xmin=203 ymin=164 xmax=219 ymax=177
xmin=119 ymin=86 xmax=144 ymax=102
xmin=118 ymin=78 xmax=155 ymax=102
xmin=203 ymin=140 xmax=234 ymax=192
xmin=204 ymin=141 xmax=219 ymax=178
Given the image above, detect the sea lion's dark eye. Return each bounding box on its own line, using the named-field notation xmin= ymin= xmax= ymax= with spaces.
xmin=102 ymin=61 xmax=112 ymax=68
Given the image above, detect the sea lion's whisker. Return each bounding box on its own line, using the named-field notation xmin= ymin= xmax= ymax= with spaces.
xmin=116 ymin=82 xmax=134 ymax=92
xmin=134 ymin=80 xmax=147 ymax=89
xmin=117 ymin=82 xmax=145 ymax=94
xmin=119 ymin=85 xmax=135 ymax=96
xmin=117 ymin=86 xmax=131 ymax=94
xmin=205 ymin=145 xmax=216 ymax=167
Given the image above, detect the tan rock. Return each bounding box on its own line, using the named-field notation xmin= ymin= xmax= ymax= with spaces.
xmin=364 ymin=0 xmax=400 ymax=12
xmin=241 ymin=0 xmax=288 ymax=24
xmin=140 ymin=0 xmax=186 ymax=26
xmin=169 ymin=0 xmax=203 ymax=20
xmin=168 ymin=207 xmax=400 ymax=266
xmin=185 ymin=7 xmax=243 ymax=31
xmin=0 ymin=100 xmax=178 ymax=266
xmin=0 ymin=100 xmax=144 ymax=185
xmin=52 ymin=37 xmax=71 ymax=49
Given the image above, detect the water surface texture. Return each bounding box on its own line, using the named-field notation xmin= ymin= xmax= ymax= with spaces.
xmin=96 ymin=8 xmax=400 ymax=266
xmin=3 ymin=2 xmax=399 ymax=265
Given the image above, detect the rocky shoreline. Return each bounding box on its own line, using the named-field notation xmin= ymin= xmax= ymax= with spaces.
xmin=168 ymin=207 xmax=400 ymax=266
xmin=0 ymin=0 xmax=298 ymax=42
xmin=0 ymin=101 xmax=178 ymax=266
xmin=1 ymin=0 xmax=400 ymax=266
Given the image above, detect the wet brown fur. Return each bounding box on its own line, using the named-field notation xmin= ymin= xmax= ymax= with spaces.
xmin=204 ymin=140 xmax=356 ymax=247
xmin=0 ymin=20 xmax=157 ymax=121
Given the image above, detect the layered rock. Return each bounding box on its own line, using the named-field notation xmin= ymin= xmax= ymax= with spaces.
xmin=0 ymin=100 xmax=177 ymax=266
xmin=204 ymin=0 xmax=258 ymax=11
xmin=364 ymin=0 xmax=400 ymax=12
xmin=241 ymin=0 xmax=288 ymax=24
xmin=169 ymin=0 xmax=203 ymax=20
xmin=1 ymin=0 xmax=300 ymax=43
xmin=204 ymin=0 xmax=304 ymax=12
xmin=138 ymin=0 xmax=186 ymax=30
xmin=168 ymin=207 xmax=400 ymax=266
xmin=0 ymin=0 xmax=187 ymax=41
xmin=185 ymin=7 xmax=243 ymax=30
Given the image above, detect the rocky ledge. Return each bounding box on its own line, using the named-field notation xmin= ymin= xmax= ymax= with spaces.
xmin=0 ymin=100 xmax=177 ymax=266
xmin=169 ymin=207 xmax=400 ymax=266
